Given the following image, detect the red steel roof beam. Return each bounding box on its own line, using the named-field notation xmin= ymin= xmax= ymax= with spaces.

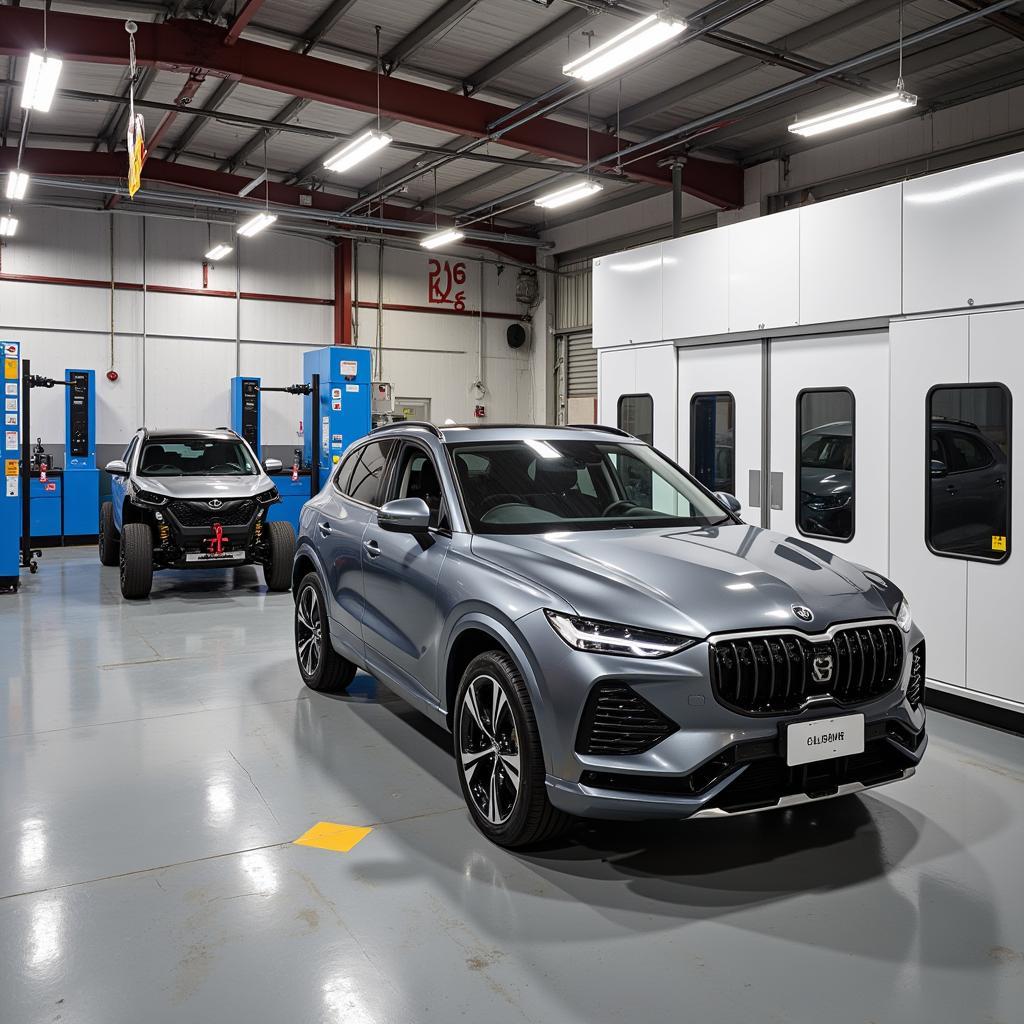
xmin=224 ymin=0 xmax=266 ymax=47
xmin=0 ymin=7 xmax=742 ymax=208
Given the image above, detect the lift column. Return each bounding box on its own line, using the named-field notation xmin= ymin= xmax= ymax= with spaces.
xmin=63 ymin=368 xmax=99 ymax=541
xmin=1 ymin=342 xmax=21 ymax=590
xmin=302 ymin=347 xmax=372 ymax=478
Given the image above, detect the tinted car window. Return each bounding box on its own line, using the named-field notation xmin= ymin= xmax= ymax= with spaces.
xmin=797 ymin=390 xmax=854 ymax=541
xmin=333 ymin=447 xmax=360 ymax=495
xmin=928 ymin=385 xmax=1010 ymax=561
xmin=691 ymin=392 xmax=735 ymax=496
xmin=618 ymin=394 xmax=654 ymax=445
xmin=392 ymin=444 xmax=445 ymax=528
xmin=345 ymin=441 xmax=393 ymax=506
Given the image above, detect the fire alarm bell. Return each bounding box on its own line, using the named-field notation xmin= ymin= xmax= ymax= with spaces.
xmin=474 ymin=405 xmax=486 ymax=418
xmin=106 ymin=370 xmax=119 ymax=382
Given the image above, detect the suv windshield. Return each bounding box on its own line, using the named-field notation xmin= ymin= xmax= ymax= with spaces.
xmin=137 ymin=437 xmax=257 ymax=477
xmin=448 ymin=438 xmax=729 ymax=534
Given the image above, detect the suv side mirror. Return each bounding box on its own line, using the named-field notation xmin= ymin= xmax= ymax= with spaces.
xmin=105 ymin=459 xmax=128 ymax=477
xmin=715 ymin=491 xmax=742 ymax=514
xmin=930 ymin=459 xmax=948 ymax=478
xmin=378 ymin=497 xmax=431 ymax=533
xmin=263 ymin=458 xmax=283 ymax=473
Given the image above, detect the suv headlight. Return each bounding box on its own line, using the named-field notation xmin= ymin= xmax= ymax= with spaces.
xmin=895 ymin=598 xmax=912 ymax=633
xmin=130 ymin=485 xmax=167 ymax=506
xmin=255 ymin=486 xmax=279 ymax=504
xmin=545 ymin=610 xmax=697 ymax=659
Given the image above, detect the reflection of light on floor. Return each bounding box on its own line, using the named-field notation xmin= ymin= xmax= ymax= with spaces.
xmin=323 ymin=976 xmax=375 ymax=1024
xmin=205 ymin=779 xmax=235 ymax=826
xmin=28 ymin=901 xmax=62 ymax=971
xmin=20 ymin=817 xmax=46 ymax=875
xmin=239 ymin=849 xmax=278 ymax=895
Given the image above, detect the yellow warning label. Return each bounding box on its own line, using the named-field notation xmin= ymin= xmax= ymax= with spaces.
xmin=4 ymin=359 xmax=16 ymax=380
xmin=992 ymin=535 xmax=1007 ymax=552
xmin=5 ymin=459 xmax=18 ymax=476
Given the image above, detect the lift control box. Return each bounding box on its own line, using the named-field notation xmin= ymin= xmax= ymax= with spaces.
xmin=302 ymin=347 xmax=372 ymax=478
xmin=1 ymin=341 xmax=20 ymax=587
xmin=230 ymin=376 xmax=261 ymax=453
xmin=63 ymin=368 xmax=99 ymax=539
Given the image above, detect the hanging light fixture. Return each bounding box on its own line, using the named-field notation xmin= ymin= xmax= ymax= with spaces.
xmin=562 ymin=13 xmax=686 ymax=82
xmin=535 ymin=180 xmax=603 ymax=209
xmin=323 ymin=130 xmax=393 ymax=173
xmin=237 ymin=133 xmax=277 ymax=238
xmin=5 ymin=171 xmax=30 ymax=201
xmin=420 ymin=227 xmax=464 ymax=250
xmin=0 ymin=216 xmax=18 ymax=237
xmin=789 ymin=0 xmax=916 ymax=138
xmin=205 ymin=243 xmax=234 ymax=260
xmin=21 ymin=52 xmax=63 ymax=113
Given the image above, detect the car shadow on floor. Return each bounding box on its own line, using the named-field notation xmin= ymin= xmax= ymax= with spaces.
xmin=289 ymin=671 xmax=1008 ymax=966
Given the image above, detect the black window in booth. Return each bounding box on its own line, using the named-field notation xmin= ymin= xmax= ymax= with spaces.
xmin=797 ymin=389 xmax=855 ymax=541
xmin=618 ymin=394 xmax=654 ymax=445
xmin=346 ymin=440 xmax=394 ymax=506
xmin=691 ymin=393 xmax=735 ymax=497
xmin=928 ymin=384 xmax=1010 ymax=562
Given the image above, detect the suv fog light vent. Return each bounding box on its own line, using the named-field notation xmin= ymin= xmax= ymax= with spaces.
xmin=907 ymin=640 xmax=925 ymax=709
xmin=575 ymin=682 xmax=678 ymax=755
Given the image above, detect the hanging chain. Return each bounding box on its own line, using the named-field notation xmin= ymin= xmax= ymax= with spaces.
xmin=897 ymin=0 xmax=905 ymax=91
xmin=263 ymin=131 xmax=269 ymax=210
xmin=375 ymin=25 xmax=382 ymax=134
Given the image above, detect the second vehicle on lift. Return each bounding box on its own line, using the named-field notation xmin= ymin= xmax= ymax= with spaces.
xmin=100 ymin=428 xmax=294 ymax=599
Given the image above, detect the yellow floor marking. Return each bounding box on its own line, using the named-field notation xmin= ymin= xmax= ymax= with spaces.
xmin=293 ymin=821 xmax=373 ymax=853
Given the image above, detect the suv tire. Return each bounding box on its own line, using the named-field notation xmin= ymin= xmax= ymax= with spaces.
xmin=120 ymin=522 xmax=153 ymax=599
xmin=454 ymin=651 xmax=571 ymax=849
xmin=264 ymin=520 xmax=295 ymax=592
xmin=295 ymin=572 xmax=357 ymax=692
xmin=98 ymin=501 xmax=119 ymax=566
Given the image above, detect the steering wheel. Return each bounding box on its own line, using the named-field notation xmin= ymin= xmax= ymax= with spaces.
xmin=144 ymin=463 xmax=176 ymax=474
xmin=603 ymin=499 xmax=636 ymax=517
xmin=480 ymin=492 xmax=524 ymax=512
xmin=208 ymin=463 xmax=236 ymax=473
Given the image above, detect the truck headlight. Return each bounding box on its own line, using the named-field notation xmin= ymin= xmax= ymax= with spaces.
xmin=895 ymin=598 xmax=912 ymax=633
xmin=545 ymin=610 xmax=697 ymax=659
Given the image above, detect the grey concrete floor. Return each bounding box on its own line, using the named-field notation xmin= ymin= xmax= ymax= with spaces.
xmin=2 ymin=548 xmax=1024 ymax=1024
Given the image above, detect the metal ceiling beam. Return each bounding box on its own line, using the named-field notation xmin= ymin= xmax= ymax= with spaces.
xmin=462 ymin=6 xmax=594 ymax=96
xmin=0 ymin=146 xmax=545 ymax=260
xmin=0 ymin=7 xmax=742 ymax=203
xmin=383 ymin=0 xmax=481 ymax=75
xmin=298 ymin=0 xmax=360 ymax=54
xmin=145 ymin=68 xmax=207 ymax=153
xmin=616 ymin=0 xmax=901 ymax=128
xmin=220 ymin=95 xmax=310 ymax=172
xmin=944 ymin=0 xmax=1024 ymax=43
xmin=224 ymin=0 xmax=265 ymax=46
xmin=164 ymin=78 xmax=236 ymax=159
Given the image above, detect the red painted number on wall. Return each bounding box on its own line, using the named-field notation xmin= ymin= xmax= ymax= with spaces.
xmin=427 ymin=259 xmax=467 ymax=311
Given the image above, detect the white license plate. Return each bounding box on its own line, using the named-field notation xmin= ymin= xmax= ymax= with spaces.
xmin=786 ymin=714 xmax=864 ymax=767
xmin=185 ymin=551 xmax=245 ymax=564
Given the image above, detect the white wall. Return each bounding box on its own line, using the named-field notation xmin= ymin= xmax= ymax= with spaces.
xmin=0 ymin=207 xmax=548 ymax=451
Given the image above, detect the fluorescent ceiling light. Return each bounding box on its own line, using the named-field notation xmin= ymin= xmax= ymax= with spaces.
xmin=205 ymin=243 xmax=233 ymax=260
xmin=905 ymin=167 xmax=1024 ymax=205
xmin=0 ymin=216 xmax=18 ymax=237
xmin=20 ymin=52 xmax=63 ymax=113
xmin=237 ymin=212 xmax=277 ymax=238
xmin=5 ymin=171 xmax=29 ymax=201
xmin=420 ymin=228 xmax=464 ymax=250
xmin=323 ymin=130 xmax=393 ymax=173
xmin=788 ymin=90 xmax=917 ymax=137
xmin=535 ymin=180 xmax=603 ymax=209
xmin=563 ymin=14 xmax=686 ymax=82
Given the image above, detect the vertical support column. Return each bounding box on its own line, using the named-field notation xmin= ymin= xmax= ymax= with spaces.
xmin=671 ymin=159 xmax=685 ymax=238
xmin=334 ymin=239 xmax=353 ymax=345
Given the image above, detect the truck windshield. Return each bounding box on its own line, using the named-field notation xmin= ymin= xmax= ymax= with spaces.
xmin=448 ymin=438 xmax=730 ymax=534
xmin=137 ymin=438 xmax=257 ymax=476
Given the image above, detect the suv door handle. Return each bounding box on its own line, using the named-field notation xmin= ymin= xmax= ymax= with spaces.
xmin=318 ymin=520 xmax=332 ymax=536
xmin=945 ymin=484 xmax=959 ymax=496
xmin=363 ymin=539 xmax=381 ymax=558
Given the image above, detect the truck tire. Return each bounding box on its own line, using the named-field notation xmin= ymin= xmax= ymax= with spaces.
xmin=98 ymin=501 xmax=120 ymax=566
xmin=264 ymin=520 xmax=295 ymax=592
xmin=119 ymin=522 xmax=153 ymax=599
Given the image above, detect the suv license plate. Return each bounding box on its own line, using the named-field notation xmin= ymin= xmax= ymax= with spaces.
xmin=786 ymin=714 xmax=864 ymax=767
xmin=185 ymin=551 xmax=245 ymax=564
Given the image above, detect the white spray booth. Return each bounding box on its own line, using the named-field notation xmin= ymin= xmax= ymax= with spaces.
xmin=594 ymin=150 xmax=1024 ymax=722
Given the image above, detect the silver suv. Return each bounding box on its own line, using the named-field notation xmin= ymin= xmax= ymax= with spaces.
xmin=100 ymin=428 xmax=294 ymax=599
xmin=291 ymin=423 xmax=926 ymax=848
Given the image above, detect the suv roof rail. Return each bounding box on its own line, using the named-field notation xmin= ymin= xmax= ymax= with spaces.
xmin=373 ymin=420 xmax=443 ymax=438
xmin=932 ymin=415 xmax=980 ymax=430
xmin=567 ymin=423 xmax=634 ymax=438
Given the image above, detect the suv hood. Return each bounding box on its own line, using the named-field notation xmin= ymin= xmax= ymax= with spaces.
xmin=132 ymin=474 xmax=273 ymax=500
xmin=471 ymin=524 xmax=895 ymax=638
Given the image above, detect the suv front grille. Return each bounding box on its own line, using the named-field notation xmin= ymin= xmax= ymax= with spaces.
xmin=907 ymin=641 xmax=925 ymax=709
xmin=168 ymin=499 xmax=256 ymax=528
xmin=710 ymin=623 xmax=903 ymax=716
xmin=575 ymin=682 xmax=678 ymax=755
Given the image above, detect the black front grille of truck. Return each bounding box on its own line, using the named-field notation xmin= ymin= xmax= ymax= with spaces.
xmin=710 ymin=623 xmax=903 ymax=716
xmin=907 ymin=641 xmax=925 ymax=709
xmin=168 ymin=499 xmax=256 ymax=528
xmin=575 ymin=683 xmax=678 ymax=755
